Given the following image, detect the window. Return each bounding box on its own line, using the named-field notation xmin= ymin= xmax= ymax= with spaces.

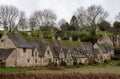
xmin=47 ymin=50 xmax=50 ymax=55
xmin=27 ymin=59 xmax=30 ymax=63
xmin=23 ymin=48 xmax=26 ymax=53
xmin=1 ymin=39 xmax=5 ymax=42
xmin=35 ymin=59 xmax=37 ymax=63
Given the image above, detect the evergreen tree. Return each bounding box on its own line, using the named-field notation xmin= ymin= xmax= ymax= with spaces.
xmin=68 ymin=15 xmax=79 ymax=31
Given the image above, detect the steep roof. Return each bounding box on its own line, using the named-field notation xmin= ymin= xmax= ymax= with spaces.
xmin=0 ymin=48 xmax=15 ymax=59
xmin=93 ymin=49 xmax=100 ymax=57
xmin=7 ymin=33 xmax=32 ymax=48
xmin=97 ymin=43 xmax=112 ymax=53
xmin=39 ymin=42 xmax=48 ymax=57
xmin=62 ymin=47 xmax=68 ymax=57
xmin=52 ymin=45 xmax=61 ymax=58
xmin=73 ymin=42 xmax=95 ymax=58
xmin=28 ymin=39 xmax=40 ymax=48
xmin=97 ymin=34 xmax=113 ymax=47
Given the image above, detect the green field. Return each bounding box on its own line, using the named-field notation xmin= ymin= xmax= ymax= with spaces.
xmin=0 ymin=65 xmax=120 ymax=73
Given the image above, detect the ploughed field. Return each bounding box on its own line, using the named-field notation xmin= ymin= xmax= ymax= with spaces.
xmin=1 ymin=65 xmax=120 ymax=79
xmin=0 ymin=72 xmax=120 ymax=79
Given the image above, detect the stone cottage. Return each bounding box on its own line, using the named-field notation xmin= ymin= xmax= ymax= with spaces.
xmin=0 ymin=27 xmax=39 ymax=67
xmin=94 ymin=43 xmax=114 ymax=63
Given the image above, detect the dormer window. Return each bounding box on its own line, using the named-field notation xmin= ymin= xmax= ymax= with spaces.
xmin=23 ymin=48 xmax=26 ymax=53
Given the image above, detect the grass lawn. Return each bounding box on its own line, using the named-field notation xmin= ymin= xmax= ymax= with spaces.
xmin=0 ymin=65 xmax=120 ymax=73
xmin=0 ymin=60 xmax=120 ymax=74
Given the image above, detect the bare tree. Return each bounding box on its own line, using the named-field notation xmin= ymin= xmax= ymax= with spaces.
xmin=31 ymin=10 xmax=43 ymax=30
xmin=75 ymin=7 xmax=88 ymax=29
xmin=115 ymin=12 xmax=120 ymax=21
xmin=31 ymin=9 xmax=57 ymax=30
xmin=17 ymin=11 xmax=28 ymax=30
xmin=0 ymin=5 xmax=28 ymax=31
xmin=42 ymin=9 xmax=57 ymax=27
xmin=86 ymin=5 xmax=108 ymax=30
xmin=0 ymin=5 xmax=19 ymax=31
xmin=29 ymin=16 xmax=37 ymax=31
xmin=58 ymin=18 xmax=66 ymax=27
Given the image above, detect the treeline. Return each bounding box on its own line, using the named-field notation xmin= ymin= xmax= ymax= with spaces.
xmin=0 ymin=5 xmax=120 ymax=34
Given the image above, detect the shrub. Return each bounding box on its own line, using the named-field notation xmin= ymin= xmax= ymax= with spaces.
xmin=60 ymin=61 xmax=66 ymax=67
xmin=104 ymin=60 xmax=110 ymax=64
xmin=114 ymin=47 xmax=120 ymax=55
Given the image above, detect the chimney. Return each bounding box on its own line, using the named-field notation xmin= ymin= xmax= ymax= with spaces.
xmin=116 ymin=35 xmax=120 ymax=47
xmin=57 ymin=36 xmax=61 ymax=41
xmin=69 ymin=36 xmax=72 ymax=41
xmin=4 ymin=26 xmax=8 ymax=34
xmin=14 ymin=27 xmax=18 ymax=34
xmin=78 ymin=38 xmax=81 ymax=43
xmin=28 ymin=31 xmax=32 ymax=37
xmin=52 ymin=36 xmax=56 ymax=41
xmin=39 ymin=34 xmax=43 ymax=39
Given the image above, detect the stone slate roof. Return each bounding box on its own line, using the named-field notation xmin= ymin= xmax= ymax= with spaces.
xmin=39 ymin=42 xmax=48 ymax=57
xmin=28 ymin=39 xmax=40 ymax=48
xmin=75 ymin=53 xmax=86 ymax=58
xmin=0 ymin=48 xmax=15 ymax=59
xmin=79 ymin=43 xmax=95 ymax=57
xmin=93 ymin=49 xmax=100 ymax=57
xmin=7 ymin=33 xmax=32 ymax=48
xmin=73 ymin=47 xmax=87 ymax=58
xmin=50 ymin=42 xmax=69 ymax=58
xmin=97 ymin=35 xmax=113 ymax=47
xmin=97 ymin=43 xmax=112 ymax=53
xmin=62 ymin=47 xmax=68 ymax=56
xmin=52 ymin=45 xmax=61 ymax=58
xmin=72 ymin=42 xmax=96 ymax=58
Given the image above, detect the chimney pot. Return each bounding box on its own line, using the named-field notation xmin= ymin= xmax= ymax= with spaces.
xmin=57 ymin=36 xmax=61 ymax=41
xmin=4 ymin=26 xmax=8 ymax=34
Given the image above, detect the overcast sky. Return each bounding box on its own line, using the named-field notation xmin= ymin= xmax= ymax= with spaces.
xmin=0 ymin=0 xmax=120 ymax=23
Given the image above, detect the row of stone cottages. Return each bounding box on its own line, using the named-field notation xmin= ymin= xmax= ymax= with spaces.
xmin=0 ymin=27 xmax=114 ymax=67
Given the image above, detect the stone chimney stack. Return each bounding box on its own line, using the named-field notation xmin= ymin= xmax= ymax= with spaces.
xmin=78 ymin=38 xmax=81 ymax=43
xmin=28 ymin=31 xmax=32 ymax=37
xmin=69 ymin=36 xmax=72 ymax=41
xmin=14 ymin=27 xmax=18 ymax=34
xmin=4 ymin=26 xmax=8 ymax=34
xmin=52 ymin=36 xmax=56 ymax=41
xmin=116 ymin=35 xmax=120 ymax=47
xmin=57 ymin=36 xmax=62 ymax=41
xmin=39 ymin=34 xmax=43 ymax=39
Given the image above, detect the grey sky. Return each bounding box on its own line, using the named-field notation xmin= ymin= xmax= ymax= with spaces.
xmin=0 ymin=0 xmax=120 ymax=23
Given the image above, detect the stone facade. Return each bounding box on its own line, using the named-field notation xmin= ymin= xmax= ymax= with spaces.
xmin=43 ymin=45 xmax=54 ymax=66
xmin=0 ymin=28 xmax=115 ymax=67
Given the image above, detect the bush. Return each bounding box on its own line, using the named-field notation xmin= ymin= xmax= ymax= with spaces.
xmin=73 ymin=61 xmax=78 ymax=66
xmin=111 ymin=57 xmax=120 ymax=60
xmin=104 ymin=60 xmax=110 ymax=64
xmin=114 ymin=47 xmax=120 ymax=55
xmin=60 ymin=61 xmax=66 ymax=67
xmin=79 ymin=62 xmax=85 ymax=66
